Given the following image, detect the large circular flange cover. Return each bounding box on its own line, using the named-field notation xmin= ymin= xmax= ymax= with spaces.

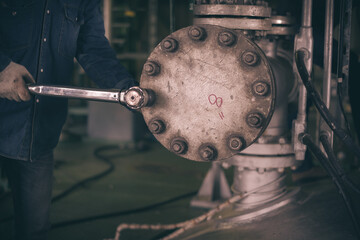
xmin=140 ymin=25 xmax=275 ymax=162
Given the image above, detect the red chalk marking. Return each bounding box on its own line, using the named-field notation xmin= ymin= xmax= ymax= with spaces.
xmin=208 ymin=94 xmax=223 ymax=108
xmin=219 ymin=112 xmax=224 ymax=120
xmin=208 ymin=94 xmax=225 ymax=120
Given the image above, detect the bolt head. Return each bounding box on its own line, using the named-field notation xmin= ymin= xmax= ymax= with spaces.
xmin=242 ymin=51 xmax=259 ymax=66
xmin=246 ymin=112 xmax=264 ymax=128
xmin=188 ymin=26 xmax=206 ymax=41
xmin=161 ymin=38 xmax=178 ymax=52
xmin=144 ymin=61 xmax=160 ymax=76
xmin=148 ymin=119 xmax=165 ymax=134
xmin=199 ymin=145 xmax=217 ymax=161
xmin=218 ymin=31 xmax=236 ymax=46
xmin=252 ymin=81 xmax=269 ymax=96
xmin=170 ymin=139 xmax=188 ymax=154
xmin=228 ymin=135 xmax=245 ymax=151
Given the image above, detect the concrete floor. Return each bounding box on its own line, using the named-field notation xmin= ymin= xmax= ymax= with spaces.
xmin=0 ymin=136 xmax=359 ymax=240
xmin=0 ymin=138 xmax=212 ymax=240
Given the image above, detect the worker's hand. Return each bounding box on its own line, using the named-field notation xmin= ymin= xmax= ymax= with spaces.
xmin=0 ymin=61 xmax=35 ymax=102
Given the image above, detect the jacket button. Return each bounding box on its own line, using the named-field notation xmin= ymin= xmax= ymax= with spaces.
xmin=12 ymin=11 xmax=17 ymax=16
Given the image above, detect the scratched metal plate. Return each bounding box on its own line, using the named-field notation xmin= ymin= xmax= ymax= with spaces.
xmin=140 ymin=25 xmax=275 ymax=162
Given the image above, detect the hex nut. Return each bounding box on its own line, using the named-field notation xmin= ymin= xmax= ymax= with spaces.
xmin=228 ymin=135 xmax=245 ymax=151
xmin=188 ymin=26 xmax=206 ymax=41
xmin=161 ymin=38 xmax=178 ymax=52
xmin=144 ymin=61 xmax=160 ymax=76
xmin=246 ymin=112 xmax=264 ymax=128
xmin=252 ymin=81 xmax=270 ymax=96
xmin=148 ymin=119 xmax=165 ymax=134
xmin=199 ymin=145 xmax=217 ymax=161
xmin=242 ymin=51 xmax=259 ymax=66
xmin=170 ymin=139 xmax=188 ymax=155
xmin=218 ymin=31 xmax=236 ymax=47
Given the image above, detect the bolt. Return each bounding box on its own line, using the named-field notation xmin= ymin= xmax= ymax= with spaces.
xmin=228 ymin=135 xmax=245 ymax=151
xmin=144 ymin=61 xmax=160 ymax=76
xmin=161 ymin=38 xmax=178 ymax=52
xmin=188 ymin=26 xmax=206 ymax=41
xmin=199 ymin=145 xmax=217 ymax=161
xmin=148 ymin=119 xmax=165 ymax=134
xmin=218 ymin=31 xmax=236 ymax=46
xmin=246 ymin=112 xmax=264 ymax=128
xmin=242 ymin=51 xmax=259 ymax=66
xmin=252 ymin=81 xmax=269 ymax=96
xmin=171 ymin=139 xmax=188 ymax=154
xmin=291 ymin=166 xmax=298 ymax=171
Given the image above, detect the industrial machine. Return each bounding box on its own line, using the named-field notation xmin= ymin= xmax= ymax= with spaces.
xmin=28 ymin=0 xmax=360 ymax=239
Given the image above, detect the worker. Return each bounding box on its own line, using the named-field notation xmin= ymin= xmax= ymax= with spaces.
xmin=0 ymin=1 xmax=135 ymax=239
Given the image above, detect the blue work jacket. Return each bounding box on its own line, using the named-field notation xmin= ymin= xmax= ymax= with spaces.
xmin=0 ymin=0 xmax=135 ymax=161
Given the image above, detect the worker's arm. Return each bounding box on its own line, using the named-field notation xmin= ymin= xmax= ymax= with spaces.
xmin=75 ymin=0 xmax=135 ymax=90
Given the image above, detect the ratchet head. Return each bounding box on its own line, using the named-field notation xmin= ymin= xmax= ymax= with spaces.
xmin=120 ymin=86 xmax=155 ymax=110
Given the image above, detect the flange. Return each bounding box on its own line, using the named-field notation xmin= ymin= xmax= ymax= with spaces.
xmin=140 ymin=25 xmax=275 ymax=162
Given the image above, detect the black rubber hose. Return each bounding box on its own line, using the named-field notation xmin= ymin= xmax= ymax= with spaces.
xmin=300 ymin=133 xmax=360 ymax=238
xmin=320 ymin=135 xmax=360 ymax=194
xmin=295 ymin=50 xmax=360 ymax=159
xmin=337 ymin=83 xmax=352 ymax=134
xmin=51 ymin=145 xmax=119 ymax=203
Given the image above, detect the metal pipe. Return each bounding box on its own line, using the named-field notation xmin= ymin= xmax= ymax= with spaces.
xmin=298 ymin=0 xmax=313 ymax=121
xmin=320 ymin=0 xmax=334 ymax=144
xmin=292 ymin=0 xmax=313 ymax=160
xmin=169 ymin=0 xmax=175 ymax=33
xmin=301 ymin=0 xmax=312 ymax=27
xmin=323 ymin=0 xmax=334 ymax=109
xmin=148 ymin=0 xmax=158 ymax=51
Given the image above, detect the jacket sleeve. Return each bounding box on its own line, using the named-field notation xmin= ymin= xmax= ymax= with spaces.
xmin=0 ymin=51 xmax=11 ymax=72
xmin=75 ymin=0 xmax=135 ymax=90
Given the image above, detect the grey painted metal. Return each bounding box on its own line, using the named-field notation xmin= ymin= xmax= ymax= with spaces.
xmin=230 ymin=39 xmax=296 ymax=169
xmin=193 ymin=4 xmax=271 ymax=17
xmin=237 ymin=143 xmax=294 ymax=156
xmin=193 ymin=17 xmax=272 ymax=30
xmin=229 ymin=154 xmax=300 ymax=169
xmin=320 ymin=0 xmax=334 ymax=145
xmin=232 ymin=169 xmax=286 ymax=205
xmin=140 ymin=25 xmax=276 ymax=162
xmin=190 ymin=163 xmax=232 ymax=209
xmin=268 ymin=16 xmax=296 ymax=36
xmin=292 ymin=0 xmax=313 ymax=161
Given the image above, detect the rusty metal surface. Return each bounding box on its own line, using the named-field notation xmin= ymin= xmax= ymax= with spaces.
xmin=140 ymin=25 xmax=275 ymax=162
xmin=193 ymin=5 xmax=271 ymax=17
